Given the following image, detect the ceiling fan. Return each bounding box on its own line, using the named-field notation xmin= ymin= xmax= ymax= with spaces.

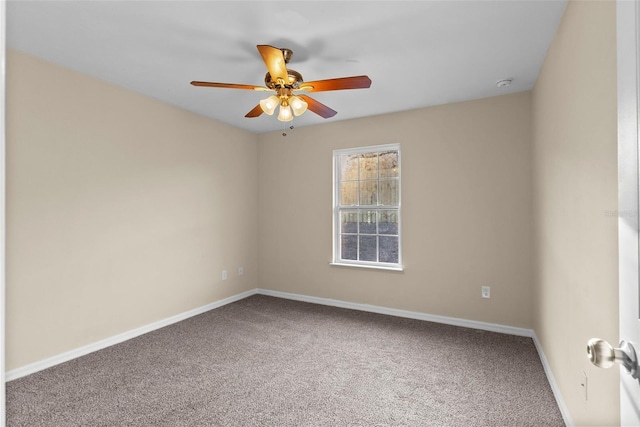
xmin=191 ymin=45 xmax=372 ymax=122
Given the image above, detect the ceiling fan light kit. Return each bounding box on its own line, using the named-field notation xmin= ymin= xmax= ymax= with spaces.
xmin=277 ymin=104 xmax=293 ymax=122
xmin=259 ymin=95 xmax=279 ymax=115
xmin=190 ymin=44 xmax=372 ymax=125
xmin=289 ymin=95 xmax=308 ymax=116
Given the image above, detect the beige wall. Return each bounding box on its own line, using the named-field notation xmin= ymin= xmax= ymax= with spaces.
xmin=531 ymin=1 xmax=619 ymax=425
xmin=258 ymin=92 xmax=534 ymax=328
xmin=6 ymin=49 xmax=258 ymax=370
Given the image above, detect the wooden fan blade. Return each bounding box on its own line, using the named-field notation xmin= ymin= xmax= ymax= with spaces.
xmin=257 ymin=45 xmax=288 ymax=82
xmin=245 ymin=104 xmax=264 ymax=118
xmin=298 ymin=95 xmax=337 ymax=118
xmin=298 ymin=75 xmax=371 ymax=92
xmin=191 ymin=81 xmax=268 ymax=91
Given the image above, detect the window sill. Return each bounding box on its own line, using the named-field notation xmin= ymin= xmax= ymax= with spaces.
xmin=329 ymin=262 xmax=404 ymax=272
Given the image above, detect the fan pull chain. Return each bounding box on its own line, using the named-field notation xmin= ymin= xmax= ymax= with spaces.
xmin=282 ymin=119 xmax=295 ymax=137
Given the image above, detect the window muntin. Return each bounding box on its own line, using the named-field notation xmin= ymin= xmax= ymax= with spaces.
xmin=333 ymin=144 xmax=401 ymax=269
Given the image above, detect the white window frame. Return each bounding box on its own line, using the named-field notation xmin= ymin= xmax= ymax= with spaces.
xmin=331 ymin=143 xmax=402 ymax=271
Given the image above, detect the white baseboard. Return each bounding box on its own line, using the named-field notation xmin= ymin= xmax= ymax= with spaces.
xmin=5 ymin=289 xmax=258 ymax=381
xmin=256 ymin=288 xmax=533 ymax=337
xmin=532 ymin=332 xmax=574 ymax=427
xmin=5 ymin=286 xmax=572 ymax=427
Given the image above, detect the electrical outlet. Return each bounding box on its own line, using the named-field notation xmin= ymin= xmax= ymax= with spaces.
xmin=481 ymin=286 xmax=491 ymax=299
xmin=222 ymin=270 xmax=227 ymax=281
xmin=238 ymin=267 xmax=244 ymax=276
xmin=580 ymin=371 xmax=588 ymax=401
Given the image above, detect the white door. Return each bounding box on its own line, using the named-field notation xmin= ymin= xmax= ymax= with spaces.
xmin=614 ymin=0 xmax=640 ymax=424
xmin=588 ymin=1 xmax=640 ymax=424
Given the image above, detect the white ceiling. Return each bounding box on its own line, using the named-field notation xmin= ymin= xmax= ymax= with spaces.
xmin=7 ymin=1 xmax=567 ymax=134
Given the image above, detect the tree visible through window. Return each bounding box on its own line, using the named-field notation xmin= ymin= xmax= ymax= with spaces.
xmin=333 ymin=144 xmax=401 ymax=268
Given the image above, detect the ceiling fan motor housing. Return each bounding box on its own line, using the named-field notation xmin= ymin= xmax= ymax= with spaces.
xmin=264 ymin=69 xmax=304 ymax=90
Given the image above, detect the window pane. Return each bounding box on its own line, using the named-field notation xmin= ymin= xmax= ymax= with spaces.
xmin=341 ymin=235 xmax=358 ymax=260
xmin=341 ymin=210 xmax=358 ymax=234
xmin=380 ymin=150 xmax=399 ymax=178
xmin=359 ymin=235 xmax=377 ymax=261
xmin=359 ymin=152 xmax=378 ymax=180
xmin=379 ymin=236 xmax=399 ymax=263
xmin=359 ymin=210 xmax=376 ymax=234
xmin=360 ymin=181 xmax=377 ymax=205
xmin=340 ymin=181 xmax=358 ymax=205
xmin=334 ymin=145 xmax=400 ymax=267
xmin=340 ymin=154 xmax=359 ymax=181
xmin=379 ymin=179 xmax=399 ymax=206
xmin=378 ymin=210 xmax=398 ymax=235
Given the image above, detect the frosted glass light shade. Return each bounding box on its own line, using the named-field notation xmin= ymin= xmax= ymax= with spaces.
xmin=277 ymin=105 xmax=293 ymax=122
xmin=289 ymin=96 xmax=308 ymax=116
xmin=259 ymin=95 xmax=279 ymax=115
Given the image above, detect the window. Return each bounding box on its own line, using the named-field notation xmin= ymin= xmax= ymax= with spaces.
xmin=333 ymin=144 xmax=401 ymax=270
